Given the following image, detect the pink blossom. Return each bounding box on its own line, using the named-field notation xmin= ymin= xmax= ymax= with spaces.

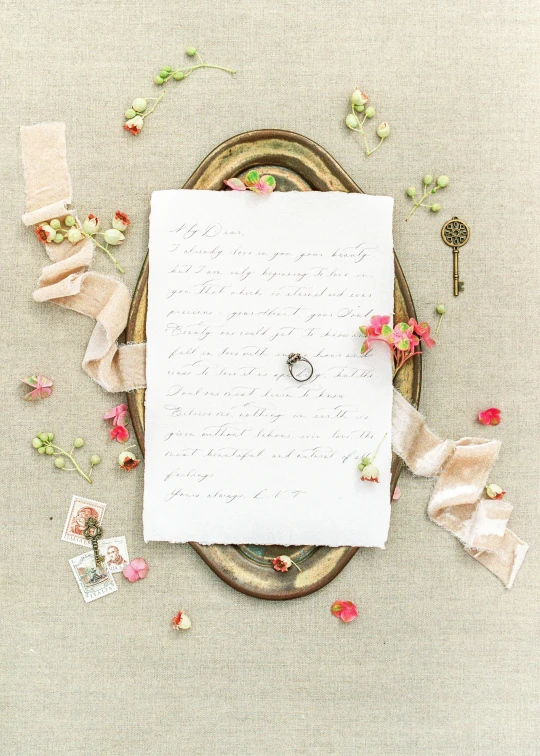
xmin=331 ymin=600 xmax=358 ymax=623
xmin=409 ymin=318 xmax=436 ymax=348
xmin=392 ymin=486 xmax=402 ymax=501
xmin=110 ymin=424 xmax=129 ymax=443
xmin=104 ymin=404 xmax=130 ymax=442
xmin=122 ymin=558 xmax=149 ymax=582
xmin=478 ymin=407 xmax=501 ymax=426
xmin=21 ymin=375 xmax=53 ymax=401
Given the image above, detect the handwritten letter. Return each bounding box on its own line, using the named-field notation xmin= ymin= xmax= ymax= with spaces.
xmin=144 ymin=190 xmax=394 ymax=546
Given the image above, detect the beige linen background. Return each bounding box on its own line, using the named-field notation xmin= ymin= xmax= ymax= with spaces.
xmin=1 ymin=1 xmax=539 ymax=754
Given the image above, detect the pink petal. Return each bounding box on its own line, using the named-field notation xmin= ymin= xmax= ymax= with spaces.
xmin=223 ymin=178 xmax=246 ymax=191
xmin=340 ymin=606 xmax=358 ymax=622
xmin=478 ymin=408 xmax=501 ymax=426
xmin=110 ymin=425 xmax=130 ymax=443
xmin=24 ymin=386 xmax=53 ymax=401
xmin=122 ymin=563 xmax=139 ymax=582
xmin=331 ymin=601 xmax=345 ymax=616
xmin=103 ymin=403 xmax=128 ymax=420
xmin=116 ymin=411 xmax=129 ymax=427
xmin=392 ymin=486 xmax=401 ymax=501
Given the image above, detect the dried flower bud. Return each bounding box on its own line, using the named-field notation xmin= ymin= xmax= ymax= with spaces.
xmin=112 ymin=211 xmax=131 ymax=232
xmin=35 ymin=224 xmax=56 ymax=243
xmin=118 ymin=450 xmax=140 ymax=470
xmin=360 ymin=462 xmax=380 ymax=482
xmin=104 ymin=228 xmax=125 ymax=246
xmin=83 ymin=214 xmax=99 ymax=234
xmin=351 ymin=88 xmax=368 ymax=106
xmin=172 ymin=611 xmax=192 ymax=630
xmin=123 ymin=115 xmax=144 ymax=135
xmin=376 ymin=122 xmax=390 ymax=138
xmin=485 ymin=484 xmax=506 ymax=500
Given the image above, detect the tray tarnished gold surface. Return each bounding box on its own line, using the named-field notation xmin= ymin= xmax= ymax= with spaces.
xmin=127 ymin=129 xmax=421 ymax=600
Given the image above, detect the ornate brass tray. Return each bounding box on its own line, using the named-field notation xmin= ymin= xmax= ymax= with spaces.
xmin=127 ymin=129 xmax=421 ymax=600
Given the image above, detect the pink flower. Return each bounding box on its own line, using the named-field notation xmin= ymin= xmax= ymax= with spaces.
xmin=104 ymin=403 xmax=130 ymax=442
xmin=34 ymin=224 xmax=56 ymax=243
xmin=21 ymin=375 xmax=53 ymax=401
xmin=224 ymin=171 xmax=276 ymax=194
xmin=122 ymin=558 xmax=149 ymax=582
xmin=409 ymin=318 xmax=436 ymax=348
xmin=331 ymin=600 xmax=358 ymax=623
xmin=390 ymin=323 xmax=415 ymax=351
xmin=110 ymin=425 xmax=130 ymax=443
xmin=272 ymin=555 xmax=292 ymax=573
xmin=478 ymin=407 xmax=501 ymax=426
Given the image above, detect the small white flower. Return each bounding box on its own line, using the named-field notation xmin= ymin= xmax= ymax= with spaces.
xmin=82 ymin=215 xmax=99 ymax=234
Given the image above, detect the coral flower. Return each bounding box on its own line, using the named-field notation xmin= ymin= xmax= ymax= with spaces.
xmin=331 ymin=600 xmax=358 ymax=623
xmin=272 ymin=556 xmax=292 ymax=573
xmin=122 ymin=558 xmax=149 ymax=582
xmin=124 ymin=115 xmax=143 ymax=134
xmin=34 ymin=224 xmax=56 ymax=243
xmin=478 ymin=407 xmax=501 ymax=426
xmin=172 ymin=611 xmax=192 ymax=630
xmin=112 ymin=211 xmax=131 ymax=231
xmin=119 ymin=450 xmax=140 ymax=470
xmin=110 ymin=424 xmax=130 ymax=443
xmin=409 ymin=318 xmax=436 ymax=348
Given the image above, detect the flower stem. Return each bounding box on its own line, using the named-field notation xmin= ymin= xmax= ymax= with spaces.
xmin=370 ymin=432 xmax=387 ymax=461
xmin=366 ymin=137 xmax=385 ymax=156
xmin=50 ymin=444 xmax=92 ymax=483
xmin=435 ymin=313 xmax=444 ymax=334
xmin=82 ymin=232 xmax=125 ymax=274
xmin=290 ymin=558 xmax=303 ymax=573
xmin=141 ymin=92 xmax=165 ymax=119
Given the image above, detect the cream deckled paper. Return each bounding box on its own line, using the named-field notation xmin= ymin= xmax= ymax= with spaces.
xmin=143 ymin=190 xmax=395 ymax=547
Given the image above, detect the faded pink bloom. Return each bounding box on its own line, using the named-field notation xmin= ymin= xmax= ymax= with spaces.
xmin=392 ymin=486 xmax=402 ymax=501
xmin=122 ymin=557 xmax=149 ymax=582
xmin=331 ymin=600 xmax=358 ymax=623
xmin=478 ymin=407 xmax=501 ymax=426
xmin=104 ymin=403 xmax=130 ymax=442
xmin=223 ymin=178 xmax=246 ymax=191
xmin=21 ymin=375 xmax=53 ymax=401
xmin=409 ymin=318 xmax=436 ymax=348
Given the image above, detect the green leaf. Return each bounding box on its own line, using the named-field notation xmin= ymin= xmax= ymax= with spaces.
xmin=381 ymin=324 xmax=393 ymax=337
xmin=244 ymin=170 xmax=260 ymax=186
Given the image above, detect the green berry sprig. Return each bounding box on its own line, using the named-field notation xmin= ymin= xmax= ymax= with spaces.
xmin=31 ymin=433 xmax=101 ymax=484
xmin=34 ymin=211 xmax=131 ymax=274
xmin=345 ymin=88 xmax=390 ymax=156
xmin=123 ymin=47 xmax=236 ymax=135
xmin=405 ymin=175 xmax=450 ymax=221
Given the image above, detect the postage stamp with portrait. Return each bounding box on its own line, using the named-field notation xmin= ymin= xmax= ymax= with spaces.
xmin=99 ymin=536 xmax=130 ymax=574
xmin=61 ymin=495 xmax=107 ymax=547
xmin=69 ymin=551 xmax=117 ymax=603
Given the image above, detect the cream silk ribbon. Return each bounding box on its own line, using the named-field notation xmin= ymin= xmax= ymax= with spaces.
xmin=21 ymin=122 xmax=528 ymax=587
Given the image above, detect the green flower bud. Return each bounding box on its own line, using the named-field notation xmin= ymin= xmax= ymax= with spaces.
xmin=132 ymin=98 xmax=147 ymax=113
xmin=351 ymin=88 xmax=368 ymax=106
xmin=376 ymin=122 xmax=390 ymax=138
xmin=53 ymin=232 xmax=64 ymax=244
xmin=64 ymin=215 xmax=76 ymax=227
xmin=436 ymin=304 xmax=446 ymax=314
xmin=54 ymin=457 xmax=66 ymax=468
xmin=430 ymin=203 xmax=441 ymax=213
xmin=437 ymin=175 xmax=449 ymax=188
xmin=45 ymin=446 xmax=54 ymax=455
xmin=163 ymin=66 xmax=172 ymax=72
xmin=90 ymin=455 xmax=101 ymax=466
xmin=38 ymin=446 xmax=46 ymax=454
xmin=125 ymin=108 xmax=137 ymax=120
xmin=47 ymin=433 xmax=54 ymax=442
xmin=406 ymin=187 xmax=416 ymax=198
xmin=353 ymin=104 xmax=364 ymax=112
xmin=159 ymin=70 xmax=169 ymax=79
xmin=173 ymin=71 xmax=185 ymax=80
xmin=73 ymin=438 xmax=85 ymax=448
xmin=32 ymin=437 xmax=43 ymax=449
xmin=345 ymin=114 xmax=358 ymax=130
xmin=50 ymin=219 xmax=61 ymax=230
xmin=154 ymin=76 xmax=164 ymax=85
xmin=38 ymin=433 xmax=49 ymax=442
xmin=423 ymin=174 xmax=433 ymax=186
xmin=365 ymin=106 xmax=375 ymax=118
xmin=185 ymin=46 xmax=197 ymax=57
xmin=67 ymin=227 xmax=84 ymax=244
xmin=103 ymin=228 xmax=125 ymax=246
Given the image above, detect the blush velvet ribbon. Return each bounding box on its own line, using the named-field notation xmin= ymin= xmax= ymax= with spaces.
xmin=21 ymin=122 xmax=528 ymax=587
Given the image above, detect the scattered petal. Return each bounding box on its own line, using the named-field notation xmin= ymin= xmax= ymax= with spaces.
xmin=104 ymin=403 xmax=129 ymax=424
xmin=21 ymin=375 xmax=53 ymax=401
xmin=331 ymin=600 xmax=358 ymax=623
xmin=486 ymin=484 xmax=506 ymax=500
xmin=223 ymin=178 xmax=246 ymax=191
xmin=172 ymin=611 xmax=192 ymax=630
xmin=122 ymin=557 xmax=148 ymax=582
xmin=272 ymin=555 xmax=293 ymax=573
xmin=392 ymin=486 xmax=401 ymax=501
xmin=478 ymin=407 xmax=501 ymax=426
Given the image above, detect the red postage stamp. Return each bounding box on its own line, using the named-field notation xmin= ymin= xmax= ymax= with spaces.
xmin=61 ymin=495 xmax=107 ymax=547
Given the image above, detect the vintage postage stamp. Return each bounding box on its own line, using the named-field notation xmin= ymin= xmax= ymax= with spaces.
xmin=69 ymin=551 xmax=117 ymax=603
xmin=99 ymin=536 xmax=130 ymax=573
xmin=61 ymin=495 xmax=107 ymax=547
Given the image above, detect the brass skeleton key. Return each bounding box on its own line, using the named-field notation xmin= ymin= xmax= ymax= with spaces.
xmin=83 ymin=516 xmax=104 ymax=568
xmin=441 ymin=217 xmax=470 ymax=296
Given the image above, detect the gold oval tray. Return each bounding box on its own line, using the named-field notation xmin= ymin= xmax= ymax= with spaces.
xmin=127 ymin=129 xmax=421 ymax=600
